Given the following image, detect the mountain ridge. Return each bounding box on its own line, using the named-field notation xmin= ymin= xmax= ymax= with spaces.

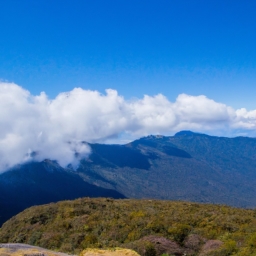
xmin=1 ymin=131 xmax=256 ymax=226
xmin=78 ymin=131 xmax=256 ymax=207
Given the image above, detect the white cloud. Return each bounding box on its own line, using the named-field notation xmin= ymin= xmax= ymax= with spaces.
xmin=0 ymin=82 xmax=256 ymax=172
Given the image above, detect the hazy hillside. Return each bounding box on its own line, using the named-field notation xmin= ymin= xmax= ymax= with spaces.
xmin=1 ymin=130 xmax=256 ymax=226
xmin=1 ymin=198 xmax=256 ymax=256
xmin=78 ymin=131 xmax=256 ymax=207
xmin=0 ymin=160 xmax=125 ymax=226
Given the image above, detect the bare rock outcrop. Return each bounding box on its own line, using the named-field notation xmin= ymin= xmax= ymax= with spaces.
xmin=0 ymin=243 xmax=75 ymax=256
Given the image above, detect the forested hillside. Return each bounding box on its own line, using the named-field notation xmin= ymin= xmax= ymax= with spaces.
xmin=78 ymin=131 xmax=256 ymax=207
xmin=1 ymin=198 xmax=256 ymax=256
xmin=0 ymin=161 xmax=125 ymax=226
xmin=2 ymin=131 xmax=256 ymax=227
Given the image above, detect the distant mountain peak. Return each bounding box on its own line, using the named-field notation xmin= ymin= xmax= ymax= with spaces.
xmin=174 ymin=130 xmax=205 ymax=137
xmin=145 ymin=135 xmax=165 ymax=139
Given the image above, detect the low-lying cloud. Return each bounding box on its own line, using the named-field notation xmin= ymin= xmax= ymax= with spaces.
xmin=0 ymin=82 xmax=256 ymax=172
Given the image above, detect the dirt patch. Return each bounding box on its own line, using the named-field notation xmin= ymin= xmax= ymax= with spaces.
xmin=80 ymin=248 xmax=140 ymax=256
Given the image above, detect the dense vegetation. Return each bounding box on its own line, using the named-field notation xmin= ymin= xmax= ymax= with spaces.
xmin=1 ymin=198 xmax=256 ymax=256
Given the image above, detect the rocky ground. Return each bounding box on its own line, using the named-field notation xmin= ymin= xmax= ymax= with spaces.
xmin=0 ymin=244 xmax=139 ymax=256
xmin=0 ymin=243 xmax=75 ymax=256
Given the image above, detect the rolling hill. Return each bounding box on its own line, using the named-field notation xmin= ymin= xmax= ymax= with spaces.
xmin=1 ymin=198 xmax=256 ymax=255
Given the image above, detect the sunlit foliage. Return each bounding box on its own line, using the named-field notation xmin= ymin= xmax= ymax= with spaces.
xmin=1 ymin=198 xmax=256 ymax=255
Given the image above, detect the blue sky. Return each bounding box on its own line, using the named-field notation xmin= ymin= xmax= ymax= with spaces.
xmin=1 ymin=0 xmax=256 ymax=109
xmin=1 ymin=0 xmax=256 ymax=170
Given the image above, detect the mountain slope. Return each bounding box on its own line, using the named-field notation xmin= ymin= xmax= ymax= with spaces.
xmin=1 ymin=131 xmax=256 ymax=226
xmin=78 ymin=131 xmax=256 ymax=208
xmin=0 ymin=160 xmax=125 ymax=226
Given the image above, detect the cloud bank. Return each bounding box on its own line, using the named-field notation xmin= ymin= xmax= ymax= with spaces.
xmin=0 ymin=82 xmax=256 ymax=172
